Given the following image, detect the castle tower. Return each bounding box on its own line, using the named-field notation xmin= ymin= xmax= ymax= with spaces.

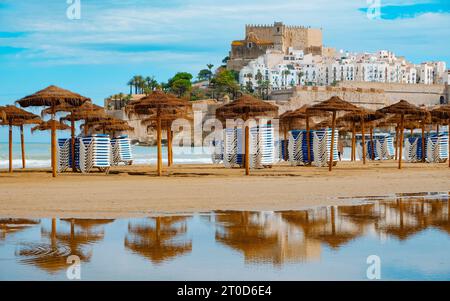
xmin=273 ymin=22 xmax=285 ymax=52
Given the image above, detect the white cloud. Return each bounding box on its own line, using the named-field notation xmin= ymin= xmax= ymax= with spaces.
xmin=0 ymin=0 xmax=449 ymax=65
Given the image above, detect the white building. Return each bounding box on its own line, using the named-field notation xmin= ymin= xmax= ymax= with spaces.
xmin=239 ymin=49 xmax=446 ymax=91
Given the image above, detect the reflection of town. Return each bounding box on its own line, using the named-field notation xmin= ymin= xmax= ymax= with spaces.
xmin=1 ymin=194 xmax=448 ymax=273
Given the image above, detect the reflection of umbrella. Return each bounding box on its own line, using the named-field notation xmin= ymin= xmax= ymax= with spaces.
xmin=216 ymin=95 xmax=278 ymax=175
xmin=0 ymin=218 xmax=40 ymax=240
xmin=16 ymin=218 xmax=110 ymax=274
xmin=0 ymin=106 xmax=41 ymax=171
xmin=308 ymin=97 xmax=360 ymax=171
xmin=214 ymin=212 xmax=280 ymax=263
xmin=377 ymin=100 xmax=427 ymax=169
xmin=124 ymin=216 xmax=192 ymax=264
xmin=296 ymin=206 xmax=362 ymax=249
xmin=338 ymin=204 xmax=381 ymax=226
xmin=376 ymin=199 xmax=425 ymax=241
xmin=126 ymin=91 xmax=190 ymax=176
xmin=16 ymin=86 xmax=90 ymax=177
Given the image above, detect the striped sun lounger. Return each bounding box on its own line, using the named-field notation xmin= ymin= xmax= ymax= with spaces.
xmin=111 ymin=135 xmax=133 ymax=166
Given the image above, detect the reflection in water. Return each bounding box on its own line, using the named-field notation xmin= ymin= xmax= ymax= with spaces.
xmin=124 ymin=216 xmax=192 ymax=264
xmin=0 ymin=192 xmax=449 ymax=280
xmin=214 ymin=211 xmax=321 ymax=265
xmin=0 ymin=219 xmax=40 ymax=240
xmin=15 ymin=219 xmax=114 ymax=273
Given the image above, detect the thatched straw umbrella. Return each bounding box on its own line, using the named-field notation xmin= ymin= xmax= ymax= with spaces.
xmin=338 ymin=110 xmax=385 ymax=163
xmin=126 ymin=91 xmax=190 ymax=176
xmin=0 ymin=106 xmax=41 ymax=172
xmin=377 ymin=101 xmax=428 ymax=169
xmin=16 ymin=86 xmax=90 ymax=177
xmin=94 ymin=122 xmax=134 ymax=137
xmin=60 ymin=103 xmax=107 ymax=135
xmin=431 ymin=105 xmax=450 ymax=167
xmin=216 ymin=95 xmax=278 ymax=175
xmin=307 ymin=96 xmax=361 ymax=171
xmin=32 ymin=120 xmax=70 ymax=132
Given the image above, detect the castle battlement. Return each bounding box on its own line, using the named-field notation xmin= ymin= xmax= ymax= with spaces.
xmin=245 ymin=24 xmax=309 ymax=30
xmin=229 ymin=22 xmax=324 ymax=72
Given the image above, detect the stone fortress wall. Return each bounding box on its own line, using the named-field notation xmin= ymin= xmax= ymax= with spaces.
xmin=245 ymin=23 xmax=322 ymax=53
xmin=271 ymin=82 xmax=449 ymax=114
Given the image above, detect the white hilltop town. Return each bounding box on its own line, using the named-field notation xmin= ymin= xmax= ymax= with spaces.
xmin=229 ymin=22 xmax=448 ymax=91
xmin=239 ymin=48 xmax=447 ymax=90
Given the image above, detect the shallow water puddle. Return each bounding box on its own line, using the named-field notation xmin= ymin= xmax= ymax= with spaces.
xmin=0 ymin=192 xmax=449 ymax=280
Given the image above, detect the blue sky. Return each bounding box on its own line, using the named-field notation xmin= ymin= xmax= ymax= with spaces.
xmin=0 ymin=0 xmax=449 ymax=142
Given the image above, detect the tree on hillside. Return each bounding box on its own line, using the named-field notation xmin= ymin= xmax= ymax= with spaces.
xmin=145 ymin=76 xmax=159 ymax=91
xmin=210 ymin=69 xmax=240 ymax=100
xmin=198 ymin=69 xmax=212 ymax=82
xmin=167 ymin=72 xmax=193 ymax=97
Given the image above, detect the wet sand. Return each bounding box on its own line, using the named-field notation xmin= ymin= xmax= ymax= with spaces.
xmin=0 ymin=162 xmax=449 ymax=218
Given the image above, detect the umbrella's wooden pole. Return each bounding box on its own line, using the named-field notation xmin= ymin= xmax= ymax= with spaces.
xmin=51 ymin=108 xmax=57 ymax=178
xmin=167 ymin=127 xmax=172 ymax=167
xmin=283 ymin=126 xmax=288 ymax=161
xmin=157 ymin=115 xmax=162 ymax=176
xmin=329 ymin=111 xmax=336 ymax=172
xmin=170 ymin=129 xmax=174 ymax=166
xmin=351 ymin=121 xmax=356 ymax=161
xmin=421 ymin=123 xmax=426 ymax=162
xmin=306 ymin=114 xmax=311 ymax=164
xmin=448 ymin=120 xmax=450 ymax=168
xmin=71 ymin=116 xmax=76 ymax=171
xmin=398 ymin=114 xmax=404 ymax=170
xmin=8 ymin=121 xmax=13 ymax=173
xmin=370 ymin=126 xmax=375 ymax=161
xmin=20 ymin=125 xmax=26 ymax=169
xmin=84 ymin=122 xmax=89 ymax=136
xmin=245 ymin=124 xmax=250 ymax=176
xmin=395 ymin=126 xmax=398 ymax=161
xmin=361 ymin=119 xmax=366 ymax=165
xmin=437 ymin=124 xmax=440 ymax=135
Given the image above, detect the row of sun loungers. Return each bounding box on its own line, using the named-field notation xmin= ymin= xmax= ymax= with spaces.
xmin=57 ymin=135 xmax=133 ymax=173
xmin=404 ymin=133 xmax=449 ymax=163
xmin=213 ymin=125 xmax=276 ymax=169
xmin=286 ymin=129 xmax=339 ymax=167
xmin=356 ymin=133 xmax=395 ymax=161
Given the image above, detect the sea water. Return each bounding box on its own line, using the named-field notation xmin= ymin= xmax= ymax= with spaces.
xmin=0 ymin=142 xmax=212 ymax=169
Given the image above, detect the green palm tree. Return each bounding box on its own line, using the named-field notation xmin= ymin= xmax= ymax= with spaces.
xmin=207 ymin=64 xmax=214 ymax=83
xmin=127 ymin=79 xmax=134 ymax=95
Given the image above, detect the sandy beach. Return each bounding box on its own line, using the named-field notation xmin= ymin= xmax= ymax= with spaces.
xmin=0 ymin=161 xmax=448 ymax=218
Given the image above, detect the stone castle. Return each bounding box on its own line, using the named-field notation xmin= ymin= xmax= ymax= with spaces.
xmin=227 ymin=22 xmax=326 ymax=71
